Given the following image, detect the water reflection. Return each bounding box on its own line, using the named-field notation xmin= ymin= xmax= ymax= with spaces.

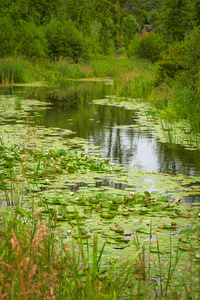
xmin=1 ymin=81 xmax=200 ymax=177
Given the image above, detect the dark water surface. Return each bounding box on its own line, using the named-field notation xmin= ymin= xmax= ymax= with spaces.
xmin=1 ymin=80 xmax=200 ymax=178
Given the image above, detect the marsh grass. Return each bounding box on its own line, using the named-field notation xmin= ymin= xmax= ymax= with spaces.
xmin=0 ymin=57 xmax=33 ymax=84
xmin=115 ymin=72 xmax=154 ymax=100
xmin=1 ymin=170 xmax=200 ymax=298
xmin=36 ymin=56 xmax=150 ymax=82
xmin=15 ymin=97 xmax=22 ymax=110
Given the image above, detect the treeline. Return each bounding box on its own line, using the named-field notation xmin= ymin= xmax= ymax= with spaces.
xmin=0 ymin=0 xmax=142 ymax=61
xmin=1 ymin=1 xmax=200 ymax=108
xmin=0 ymin=0 xmax=198 ymax=61
xmin=0 ymin=0 xmax=200 ymax=62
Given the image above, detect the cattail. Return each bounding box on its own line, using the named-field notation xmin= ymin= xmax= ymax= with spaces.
xmin=11 ymin=232 xmax=20 ymax=252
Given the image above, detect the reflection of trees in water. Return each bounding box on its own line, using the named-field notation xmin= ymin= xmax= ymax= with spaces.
xmin=90 ymin=105 xmax=138 ymax=166
xmin=45 ymin=81 xmax=111 ymax=109
xmin=156 ymin=143 xmax=200 ymax=176
xmin=18 ymin=81 xmax=200 ymax=177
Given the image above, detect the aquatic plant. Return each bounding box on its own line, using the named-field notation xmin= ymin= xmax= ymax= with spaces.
xmin=0 ymin=71 xmax=200 ymax=299
xmin=0 ymin=57 xmax=33 ymax=84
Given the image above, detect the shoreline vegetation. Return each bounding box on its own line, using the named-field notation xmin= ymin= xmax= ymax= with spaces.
xmin=0 ymin=0 xmax=200 ymax=298
xmin=1 ymin=55 xmax=200 ymax=147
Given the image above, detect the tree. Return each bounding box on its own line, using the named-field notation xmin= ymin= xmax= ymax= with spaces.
xmin=45 ymin=19 xmax=87 ymax=62
xmin=0 ymin=15 xmax=16 ymax=57
xmin=0 ymin=0 xmax=60 ymax=25
xmin=156 ymin=0 xmax=193 ymax=43
xmin=58 ymin=0 xmax=94 ymax=35
xmin=16 ymin=20 xmax=47 ymax=58
xmin=95 ymin=0 xmax=131 ymax=57
xmin=122 ymin=14 xmax=140 ymax=49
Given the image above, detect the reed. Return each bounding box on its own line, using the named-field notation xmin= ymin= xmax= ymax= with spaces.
xmin=1 ymin=197 xmax=199 ymax=298
xmin=0 ymin=57 xmax=33 ymax=83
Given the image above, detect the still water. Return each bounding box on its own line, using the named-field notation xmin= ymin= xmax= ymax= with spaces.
xmin=2 ymin=80 xmax=200 ymax=178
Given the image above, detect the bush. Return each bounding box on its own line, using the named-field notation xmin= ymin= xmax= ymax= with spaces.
xmin=128 ymin=32 xmax=164 ymax=63
xmin=45 ymin=19 xmax=88 ymax=62
xmin=154 ymin=43 xmax=185 ymax=85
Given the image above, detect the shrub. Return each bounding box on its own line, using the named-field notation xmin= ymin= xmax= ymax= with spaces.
xmin=128 ymin=32 xmax=164 ymax=63
xmin=154 ymin=43 xmax=185 ymax=85
xmin=45 ymin=19 xmax=88 ymax=62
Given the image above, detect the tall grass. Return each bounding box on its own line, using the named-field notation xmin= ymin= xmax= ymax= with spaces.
xmin=1 ymin=210 xmax=200 ymax=299
xmin=115 ymin=71 xmax=154 ymax=100
xmin=0 ymin=209 xmax=142 ymax=299
xmin=34 ymin=56 xmax=153 ymax=82
xmin=0 ymin=57 xmax=34 ymax=84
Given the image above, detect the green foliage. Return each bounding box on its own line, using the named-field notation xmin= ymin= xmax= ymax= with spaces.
xmin=128 ymin=32 xmax=164 ymax=62
xmin=2 ymin=0 xmax=60 ymax=25
xmin=0 ymin=15 xmax=16 ymax=57
xmin=122 ymin=14 xmax=140 ymax=49
xmin=0 ymin=57 xmax=33 ymax=83
xmin=155 ymin=43 xmax=185 ymax=85
xmin=59 ymin=0 xmax=94 ymax=35
xmin=179 ymin=27 xmax=200 ymax=90
xmin=16 ymin=20 xmax=47 ymax=59
xmin=45 ymin=19 xmax=87 ymax=62
xmin=95 ymin=0 xmax=131 ymax=57
xmin=156 ymin=0 xmax=193 ymax=42
xmin=155 ymin=27 xmax=200 ymax=90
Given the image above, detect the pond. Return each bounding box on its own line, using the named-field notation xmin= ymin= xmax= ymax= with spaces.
xmin=1 ymin=80 xmax=200 ymax=297
xmin=0 ymin=80 xmax=200 ymax=204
